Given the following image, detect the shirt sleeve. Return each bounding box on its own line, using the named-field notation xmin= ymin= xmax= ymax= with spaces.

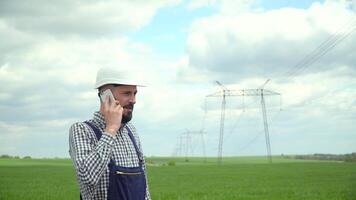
xmin=69 ymin=122 xmax=115 ymax=186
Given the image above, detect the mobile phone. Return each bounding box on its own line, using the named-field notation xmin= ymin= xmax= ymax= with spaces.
xmin=100 ymin=89 xmax=115 ymax=103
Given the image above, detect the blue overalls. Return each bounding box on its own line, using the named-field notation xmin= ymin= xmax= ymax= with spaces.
xmin=82 ymin=121 xmax=147 ymax=200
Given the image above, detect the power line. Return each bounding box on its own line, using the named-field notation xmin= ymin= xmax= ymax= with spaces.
xmin=283 ymin=14 xmax=356 ymax=81
xmin=224 ymin=97 xmax=261 ymax=141
xmin=258 ymin=13 xmax=356 ymax=130
xmin=233 ymin=109 xmax=282 ymax=154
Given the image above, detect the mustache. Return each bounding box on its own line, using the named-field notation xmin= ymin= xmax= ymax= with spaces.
xmin=123 ymin=104 xmax=134 ymax=110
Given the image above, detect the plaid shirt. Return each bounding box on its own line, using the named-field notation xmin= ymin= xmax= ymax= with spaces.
xmin=69 ymin=112 xmax=151 ymax=200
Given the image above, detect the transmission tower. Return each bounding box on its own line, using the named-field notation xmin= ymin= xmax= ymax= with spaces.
xmin=207 ymin=80 xmax=280 ymax=163
xmin=206 ymin=81 xmax=237 ymax=164
xmin=173 ymin=129 xmax=207 ymax=162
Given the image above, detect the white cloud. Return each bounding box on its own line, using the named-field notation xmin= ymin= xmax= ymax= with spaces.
xmin=0 ymin=0 xmax=184 ymax=157
xmin=183 ymin=1 xmax=356 ymax=82
xmin=0 ymin=0 xmax=180 ymax=37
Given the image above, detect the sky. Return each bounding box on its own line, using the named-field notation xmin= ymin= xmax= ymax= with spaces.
xmin=0 ymin=0 xmax=355 ymax=158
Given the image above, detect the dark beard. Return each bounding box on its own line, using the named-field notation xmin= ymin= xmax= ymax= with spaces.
xmin=121 ymin=104 xmax=134 ymax=124
xmin=121 ymin=112 xmax=132 ymax=124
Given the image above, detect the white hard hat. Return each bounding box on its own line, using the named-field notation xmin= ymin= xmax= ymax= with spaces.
xmin=94 ymin=67 xmax=145 ymax=89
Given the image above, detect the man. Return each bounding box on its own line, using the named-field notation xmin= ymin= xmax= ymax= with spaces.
xmin=69 ymin=68 xmax=151 ymax=200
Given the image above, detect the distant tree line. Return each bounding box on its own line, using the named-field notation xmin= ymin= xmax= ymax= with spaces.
xmin=0 ymin=154 xmax=31 ymax=159
xmin=294 ymin=153 xmax=356 ymax=162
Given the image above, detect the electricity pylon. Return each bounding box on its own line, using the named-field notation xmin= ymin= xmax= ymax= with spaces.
xmin=206 ymin=81 xmax=234 ymax=164
xmin=206 ymin=80 xmax=280 ymax=164
xmin=173 ymin=129 xmax=207 ymax=162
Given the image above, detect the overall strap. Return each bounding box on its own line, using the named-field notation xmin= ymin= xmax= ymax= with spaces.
xmin=84 ymin=121 xmax=115 ymax=167
xmin=125 ymin=126 xmax=144 ymax=166
xmin=84 ymin=121 xmax=102 ymax=141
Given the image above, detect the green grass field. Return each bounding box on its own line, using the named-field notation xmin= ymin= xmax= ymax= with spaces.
xmin=0 ymin=156 xmax=355 ymax=200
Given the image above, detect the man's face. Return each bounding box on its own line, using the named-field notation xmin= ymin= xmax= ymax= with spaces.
xmin=110 ymin=85 xmax=137 ymax=123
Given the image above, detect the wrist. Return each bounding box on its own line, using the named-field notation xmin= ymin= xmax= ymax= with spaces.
xmin=105 ymin=126 xmax=118 ymax=135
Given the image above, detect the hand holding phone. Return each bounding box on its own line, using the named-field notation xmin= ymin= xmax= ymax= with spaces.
xmin=99 ymin=89 xmax=123 ymax=135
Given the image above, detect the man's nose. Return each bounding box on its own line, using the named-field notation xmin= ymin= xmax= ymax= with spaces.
xmin=129 ymin=94 xmax=136 ymax=104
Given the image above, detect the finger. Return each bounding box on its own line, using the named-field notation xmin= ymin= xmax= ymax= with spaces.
xmin=108 ymin=96 xmax=118 ymax=109
xmin=113 ymin=101 xmax=122 ymax=109
xmin=114 ymin=103 xmax=123 ymax=111
xmin=117 ymin=106 xmax=123 ymax=113
xmin=114 ymin=100 xmax=121 ymax=106
xmin=100 ymin=100 xmax=105 ymax=111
